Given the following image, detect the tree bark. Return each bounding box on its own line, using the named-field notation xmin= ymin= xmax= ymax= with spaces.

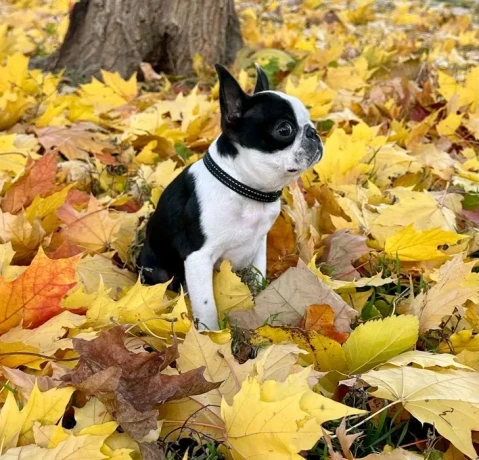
xmin=50 ymin=0 xmax=243 ymax=80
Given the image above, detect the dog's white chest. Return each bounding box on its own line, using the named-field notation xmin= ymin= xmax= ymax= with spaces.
xmin=190 ymin=161 xmax=280 ymax=270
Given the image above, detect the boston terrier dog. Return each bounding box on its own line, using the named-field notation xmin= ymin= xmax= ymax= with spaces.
xmin=137 ymin=64 xmax=323 ymax=330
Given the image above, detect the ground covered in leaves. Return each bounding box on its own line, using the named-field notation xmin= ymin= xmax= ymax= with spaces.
xmin=1 ymin=0 xmax=479 ymax=459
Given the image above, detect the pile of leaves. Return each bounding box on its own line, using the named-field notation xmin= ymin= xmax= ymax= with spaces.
xmin=1 ymin=0 xmax=479 ymax=458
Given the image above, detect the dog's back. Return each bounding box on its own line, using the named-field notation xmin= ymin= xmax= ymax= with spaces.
xmin=137 ymin=166 xmax=205 ymax=287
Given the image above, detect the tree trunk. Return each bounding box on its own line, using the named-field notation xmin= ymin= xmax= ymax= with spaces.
xmin=50 ymin=0 xmax=243 ymax=80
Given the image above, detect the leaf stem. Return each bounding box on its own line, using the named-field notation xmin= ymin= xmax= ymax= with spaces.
xmin=331 ymin=400 xmax=399 ymax=438
xmin=0 ymin=351 xmax=79 ymax=362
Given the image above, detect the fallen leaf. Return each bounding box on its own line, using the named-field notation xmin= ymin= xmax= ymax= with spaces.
xmin=0 ymin=248 xmax=79 ymax=333
xmin=299 ymin=304 xmax=349 ymax=343
xmin=0 ymin=210 xmax=46 ymax=264
xmin=253 ymin=325 xmax=348 ymax=373
xmin=213 ymin=260 xmax=254 ymax=320
xmin=406 ymin=255 xmax=479 ymax=332
xmin=230 ymin=260 xmax=357 ymax=332
xmin=53 ymin=196 xmax=123 ymax=253
xmin=76 ymin=252 xmax=136 ymax=299
xmin=267 ymin=213 xmax=296 ymax=277
xmin=36 ymin=123 xmax=112 ymax=161
xmin=221 ymin=369 xmax=364 ymax=460
xmin=362 ymin=366 xmax=479 ymax=458
xmin=2 ymin=154 xmax=59 ymax=214
xmin=62 ymin=326 xmax=220 ymax=440
xmin=439 ymin=330 xmax=479 ymax=354
xmin=342 ymin=315 xmax=419 ymax=374
xmin=320 ymin=230 xmax=371 ymax=280
xmin=384 ymin=225 xmax=463 ymax=261
xmin=1 ymin=433 xmax=107 ymax=459
xmin=384 ymin=350 xmax=472 ymax=370
xmin=17 ymin=382 xmax=75 ymax=445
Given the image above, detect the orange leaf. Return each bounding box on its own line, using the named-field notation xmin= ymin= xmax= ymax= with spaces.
xmin=2 ymin=154 xmax=59 ymax=214
xmin=0 ymin=248 xmax=79 ymax=333
xmin=52 ymin=196 xmax=122 ymax=253
xmin=300 ymin=304 xmax=349 ymax=344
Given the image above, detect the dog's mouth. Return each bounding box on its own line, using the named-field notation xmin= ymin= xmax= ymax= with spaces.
xmin=287 ymin=168 xmax=299 ymax=173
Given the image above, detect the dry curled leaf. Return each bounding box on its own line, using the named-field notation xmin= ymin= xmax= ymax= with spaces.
xmin=62 ymin=326 xmax=220 ymax=440
xmin=230 ymin=260 xmax=357 ymax=333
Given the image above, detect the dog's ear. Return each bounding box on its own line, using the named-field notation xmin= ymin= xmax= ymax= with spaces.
xmin=253 ymin=63 xmax=269 ymax=93
xmin=215 ymin=64 xmax=247 ymax=125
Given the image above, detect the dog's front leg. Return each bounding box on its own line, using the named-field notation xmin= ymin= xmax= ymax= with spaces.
xmin=184 ymin=249 xmax=218 ymax=330
xmin=251 ymin=235 xmax=267 ymax=281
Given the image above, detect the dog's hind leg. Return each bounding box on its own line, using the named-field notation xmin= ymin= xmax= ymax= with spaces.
xmin=136 ymin=240 xmax=171 ymax=286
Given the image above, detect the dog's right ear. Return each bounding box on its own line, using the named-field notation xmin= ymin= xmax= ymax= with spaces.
xmin=253 ymin=63 xmax=270 ymax=93
xmin=215 ymin=64 xmax=247 ymax=126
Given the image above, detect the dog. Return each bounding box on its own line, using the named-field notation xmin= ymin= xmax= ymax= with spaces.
xmin=137 ymin=64 xmax=323 ymax=330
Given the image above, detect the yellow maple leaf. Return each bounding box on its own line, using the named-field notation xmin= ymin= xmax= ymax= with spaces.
xmin=87 ymin=278 xmax=190 ymax=336
xmin=407 ymin=255 xmax=479 ymax=332
xmin=371 ymin=189 xmax=458 ymax=244
xmin=0 ymin=391 xmax=25 ymax=452
xmin=384 ymin=225 xmax=463 ymax=261
xmin=73 ymin=398 xmax=113 ymax=433
xmin=25 ymin=184 xmax=73 ymax=225
xmin=222 ymin=369 xmax=364 ymax=459
xmin=314 ymin=127 xmax=372 ymax=185
xmin=0 ymin=133 xmax=38 ymax=174
xmin=437 ymin=112 xmax=463 ymax=137
xmin=100 ymin=70 xmax=138 ymax=101
xmin=213 ymin=260 xmax=254 ymax=320
xmin=0 ymin=210 xmax=45 ymax=264
xmin=362 ymin=366 xmax=479 ymax=458
xmin=438 ymin=67 xmax=479 ymax=112
xmin=17 ymin=382 xmax=75 ymax=445
xmin=385 ymin=350 xmax=472 ymax=370
xmin=253 ymin=325 xmax=348 ymax=373
xmin=283 ymin=74 xmax=336 ymax=119
xmin=325 ymin=57 xmax=371 ymax=91
xmin=2 ymin=433 xmax=107 ymax=459
xmin=0 ymin=242 xmax=25 ymax=281
xmin=439 ymin=330 xmax=479 ymax=354
xmin=54 ymin=196 xmax=123 ymax=253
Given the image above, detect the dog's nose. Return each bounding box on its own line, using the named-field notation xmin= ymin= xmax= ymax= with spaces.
xmin=305 ymin=125 xmax=318 ymax=140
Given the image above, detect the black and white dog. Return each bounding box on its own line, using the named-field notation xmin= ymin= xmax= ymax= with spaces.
xmin=137 ymin=64 xmax=323 ymax=330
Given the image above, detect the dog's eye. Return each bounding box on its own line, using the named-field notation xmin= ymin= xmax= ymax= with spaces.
xmin=276 ymin=121 xmax=293 ymax=137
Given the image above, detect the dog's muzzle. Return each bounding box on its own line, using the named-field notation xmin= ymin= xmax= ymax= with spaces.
xmin=301 ymin=125 xmax=323 ymax=165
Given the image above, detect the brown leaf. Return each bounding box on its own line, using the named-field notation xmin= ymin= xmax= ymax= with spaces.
xmin=230 ymin=260 xmax=357 ymax=332
xmin=320 ymin=229 xmax=371 ymax=280
xmin=2 ymin=154 xmax=59 ymax=214
xmin=62 ymin=326 xmax=220 ymax=440
xmin=36 ymin=123 xmax=113 ymax=161
xmin=139 ymin=441 xmax=166 ymax=460
xmin=267 ymin=213 xmax=296 ymax=278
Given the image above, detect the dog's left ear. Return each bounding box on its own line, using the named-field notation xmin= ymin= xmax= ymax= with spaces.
xmin=215 ymin=64 xmax=247 ymax=126
xmin=253 ymin=63 xmax=269 ymax=93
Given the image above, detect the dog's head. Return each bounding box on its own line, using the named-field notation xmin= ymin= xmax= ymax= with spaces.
xmin=214 ymin=64 xmax=323 ymax=188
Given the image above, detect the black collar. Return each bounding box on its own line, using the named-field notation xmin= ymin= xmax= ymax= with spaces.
xmin=202 ymin=151 xmax=282 ymax=203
